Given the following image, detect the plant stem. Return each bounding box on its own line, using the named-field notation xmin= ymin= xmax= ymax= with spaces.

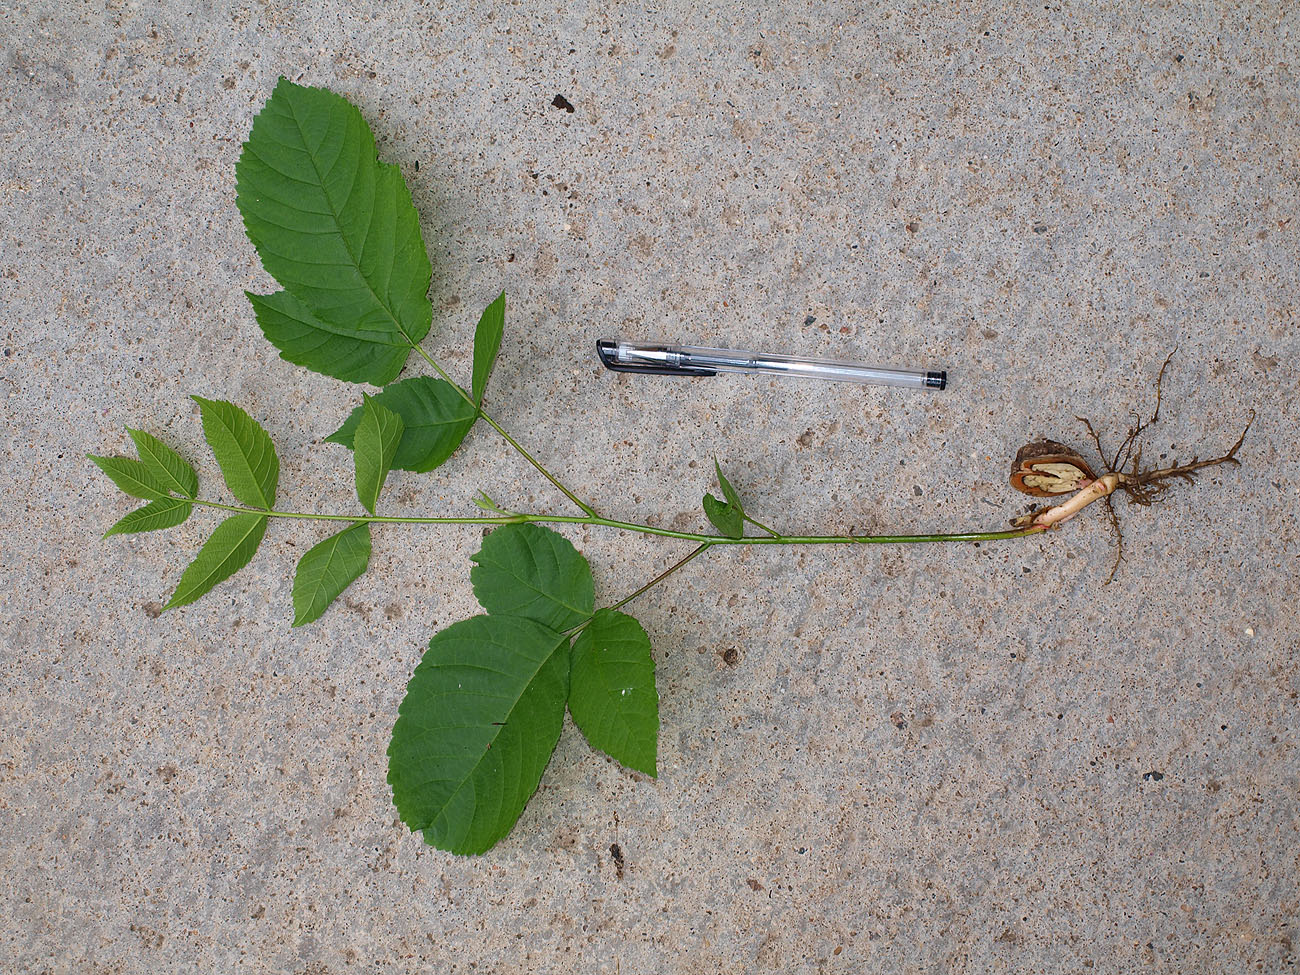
xmin=403 ymin=339 xmax=598 ymax=517
xmin=607 ymin=544 xmax=713 ymax=612
xmin=743 ymin=513 xmax=782 ymax=539
xmin=187 ymin=498 xmax=1046 ymax=546
xmin=475 ymin=411 xmax=598 ymax=517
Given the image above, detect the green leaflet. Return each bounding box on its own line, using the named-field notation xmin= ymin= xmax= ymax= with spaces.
xmin=327 ymin=377 xmax=477 ymax=473
xmin=236 ymin=79 xmax=432 ymax=385
xmin=247 ymin=290 xmax=412 ymax=387
xmin=703 ymin=459 xmax=745 ymax=538
xmin=472 ymin=291 xmax=506 ymax=405
xmin=569 ymin=609 xmax=659 ymax=776
xmin=87 ymin=454 xmax=170 ymax=501
xmin=164 ymin=512 xmax=268 ymax=610
xmin=104 ymin=497 xmax=193 ymax=538
xmin=715 ymin=459 xmax=745 ymax=514
xmin=291 ymin=523 xmax=371 ymax=627
xmin=126 ymin=429 xmax=198 ymax=498
xmin=470 ymin=523 xmax=594 ymax=631
xmin=193 ymin=397 xmax=279 ymax=509
xmin=388 ymin=615 xmax=570 ymax=855
xmin=353 ymin=396 xmax=404 ymax=514
xmin=703 ymin=494 xmax=743 ymax=538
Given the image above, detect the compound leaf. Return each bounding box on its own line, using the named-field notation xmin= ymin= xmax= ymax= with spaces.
xmin=126 ymin=429 xmax=198 ymax=498
xmin=471 ymin=291 xmax=506 ymax=405
xmin=327 ymin=377 xmax=477 ymax=473
xmin=291 ymin=522 xmax=371 ymax=627
xmin=470 ymin=523 xmax=593 ymax=631
xmin=353 ymin=396 xmax=404 ymax=514
xmin=236 ymin=78 xmax=431 ymax=384
xmin=88 ymin=454 xmax=169 ymax=501
xmin=193 ymin=397 xmax=279 ymax=510
xmin=104 ymin=497 xmax=193 ymax=538
xmin=388 ymin=615 xmax=570 ymax=855
xmin=569 ymin=609 xmax=659 ymax=776
xmin=164 ymin=512 xmax=267 ymax=610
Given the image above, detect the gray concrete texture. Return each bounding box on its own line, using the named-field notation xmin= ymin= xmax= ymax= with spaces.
xmin=1 ymin=0 xmax=1297 ymax=971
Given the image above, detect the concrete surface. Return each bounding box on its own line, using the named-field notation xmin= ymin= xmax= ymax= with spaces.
xmin=2 ymin=1 xmax=1298 ymax=972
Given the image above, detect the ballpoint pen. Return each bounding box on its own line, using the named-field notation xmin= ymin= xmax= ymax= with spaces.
xmin=595 ymin=339 xmax=947 ymax=391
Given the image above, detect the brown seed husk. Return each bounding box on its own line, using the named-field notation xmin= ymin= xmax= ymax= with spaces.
xmin=1010 ymin=440 xmax=1097 ymax=497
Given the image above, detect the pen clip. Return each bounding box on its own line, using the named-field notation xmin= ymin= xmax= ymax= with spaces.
xmin=595 ymin=339 xmax=716 ymax=377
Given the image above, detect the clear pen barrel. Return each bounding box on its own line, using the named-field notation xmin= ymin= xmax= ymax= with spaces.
xmin=609 ymin=342 xmax=945 ymax=390
xmin=672 ymin=346 xmax=934 ymax=390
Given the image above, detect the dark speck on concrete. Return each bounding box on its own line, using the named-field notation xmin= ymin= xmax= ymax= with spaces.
xmin=551 ymin=94 xmax=575 ymax=113
xmin=1142 ymin=771 xmax=1165 ymax=782
xmin=609 ymin=843 xmax=624 ymax=879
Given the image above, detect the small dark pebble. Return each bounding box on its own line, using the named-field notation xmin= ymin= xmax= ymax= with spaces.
xmin=609 ymin=842 xmax=625 ymax=878
xmin=804 ymin=315 xmax=816 ymax=326
xmin=551 ymin=94 xmax=575 ymax=113
xmin=1142 ymin=770 xmax=1165 ymax=782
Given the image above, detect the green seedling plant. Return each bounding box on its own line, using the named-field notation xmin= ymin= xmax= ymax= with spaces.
xmin=91 ymin=79 xmax=1252 ymax=854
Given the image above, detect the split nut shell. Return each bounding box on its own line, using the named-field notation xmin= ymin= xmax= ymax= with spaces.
xmin=1010 ymin=440 xmax=1097 ymax=497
